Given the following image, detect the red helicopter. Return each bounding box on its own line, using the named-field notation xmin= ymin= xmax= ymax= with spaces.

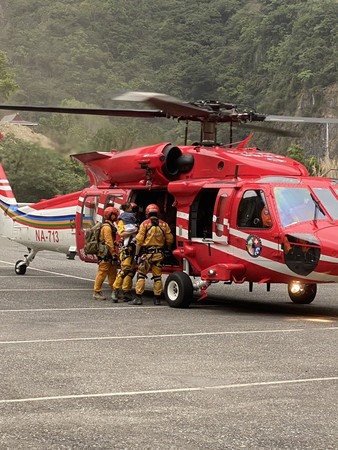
xmin=0 ymin=92 xmax=338 ymax=307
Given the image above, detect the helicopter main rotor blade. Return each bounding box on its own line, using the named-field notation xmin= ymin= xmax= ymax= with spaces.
xmin=265 ymin=115 xmax=338 ymax=124
xmin=0 ymin=104 xmax=167 ymax=118
xmin=235 ymin=122 xmax=301 ymax=137
xmin=114 ymin=91 xmax=210 ymax=118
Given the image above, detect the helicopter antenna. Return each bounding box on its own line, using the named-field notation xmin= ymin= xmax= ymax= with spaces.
xmin=184 ymin=120 xmax=189 ymax=145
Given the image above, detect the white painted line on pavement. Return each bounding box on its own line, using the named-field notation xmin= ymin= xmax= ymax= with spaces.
xmin=1 ymin=288 xmax=93 ymax=291
xmin=0 ymin=275 xmax=66 ymax=278
xmin=0 ymin=306 xmax=161 ymax=312
xmin=0 ymin=260 xmax=94 ymax=282
xmin=1 ymin=327 xmax=337 ymax=345
xmin=0 ymin=376 xmax=337 ymax=404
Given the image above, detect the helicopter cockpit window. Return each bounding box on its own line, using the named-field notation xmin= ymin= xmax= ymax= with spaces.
xmin=274 ymin=187 xmax=327 ymax=228
xmin=81 ymin=195 xmax=99 ymax=230
xmin=334 ymin=186 xmax=338 ymax=199
xmin=237 ymin=190 xmax=271 ymax=228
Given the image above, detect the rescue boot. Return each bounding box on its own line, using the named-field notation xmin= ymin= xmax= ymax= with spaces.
xmin=128 ymin=294 xmax=143 ymax=305
xmin=122 ymin=291 xmax=133 ymax=302
xmin=111 ymin=290 xmax=119 ymax=303
xmin=93 ymin=291 xmax=106 ymax=301
xmin=154 ymin=295 xmax=162 ymax=305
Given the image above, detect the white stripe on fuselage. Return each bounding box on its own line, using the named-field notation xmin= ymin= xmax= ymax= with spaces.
xmin=230 ymin=227 xmax=279 ymax=251
xmin=176 ymin=225 xmax=338 ymax=283
xmin=177 ymin=211 xmax=189 ymax=221
xmin=18 ymin=205 xmax=77 ymax=217
xmin=0 ymin=195 xmax=16 ymax=205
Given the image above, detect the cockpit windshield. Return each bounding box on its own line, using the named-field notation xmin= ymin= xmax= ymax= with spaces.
xmin=313 ymin=188 xmax=338 ymax=220
xmin=274 ymin=187 xmax=327 ymax=228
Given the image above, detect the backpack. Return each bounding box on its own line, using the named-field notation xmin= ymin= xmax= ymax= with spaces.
xmin=84 ymin=222 xmax=116 ymax=257
xmin=84 ymin=222 xmax=103 ymax=255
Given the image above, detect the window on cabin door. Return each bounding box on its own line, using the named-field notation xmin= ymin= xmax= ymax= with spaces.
xmin=215 ymin=193 xmax=228 ymax=238
xmin=81 ymin=195 xmax=100 ymax=230
xmin=237 ymin=189 xmax=271 ymax=229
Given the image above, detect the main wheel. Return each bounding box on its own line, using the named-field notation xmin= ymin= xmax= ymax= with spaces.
xmin=164 ymin=271 xmax=193 ymax=308
xmin=15 ymin=260 xmax=27 ymax=275
xmin=288 ymin=283 xmax=317 ymax=304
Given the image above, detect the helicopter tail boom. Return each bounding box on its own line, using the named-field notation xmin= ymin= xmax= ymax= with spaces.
xmin=0 ymin=163 xmax=18 ymax=239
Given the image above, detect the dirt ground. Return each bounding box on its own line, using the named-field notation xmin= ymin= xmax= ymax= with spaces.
xmin=0 ymin=122 xmax=55 ymax=149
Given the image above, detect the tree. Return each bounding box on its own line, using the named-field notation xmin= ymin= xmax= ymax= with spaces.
xmin=0 ymin=51 xmax=17 ymax=100
xmin=287 ymin=144 xmax=319 ymax=175
xmin=0 ymin=137 xmax=88 ymax=202
xmin=0 ymin=0 xmax=336 ymax=157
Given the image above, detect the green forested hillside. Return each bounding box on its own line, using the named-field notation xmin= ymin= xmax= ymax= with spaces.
xmin=1 ymin=0 xmax=336 ymax=110
xmin=0 ymin=0 xmax=337 ymax=200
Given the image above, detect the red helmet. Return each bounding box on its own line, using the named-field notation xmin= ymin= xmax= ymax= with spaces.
xmin=145 ymin=203 xmax=160 ymax=217
xmin=104 ymin=206 xmax=118 ymax=221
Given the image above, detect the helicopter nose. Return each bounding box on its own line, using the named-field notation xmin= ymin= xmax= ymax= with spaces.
xmin=315 ymin=226 xmax=338 ymax=276
xmin=282 ymin=227 xmax=338 ymax=278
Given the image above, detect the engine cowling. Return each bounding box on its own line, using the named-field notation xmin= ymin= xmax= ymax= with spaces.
xmin=72 ymin=143 xmax=195 ymax=187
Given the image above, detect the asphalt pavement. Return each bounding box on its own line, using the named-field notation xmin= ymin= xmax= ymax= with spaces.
xmin=0 ymin=235 xmax=337 ymax=449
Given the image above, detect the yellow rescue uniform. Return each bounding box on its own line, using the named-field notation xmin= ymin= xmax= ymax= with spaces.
xmin=135 ymin=216 xmax=174 ymax=296
xmin=113 ymin=220 xmax=136 ymax=293
xmin=94 ymin=221 xmax=117 ymax=292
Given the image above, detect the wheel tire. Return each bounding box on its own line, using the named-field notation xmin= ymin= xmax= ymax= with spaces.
xmin=15 ymin=260 xmax=27 ymax=275
xmin=288 ymin=283 xmax=317 ymax=304
xmin=164 ymin=272 xmax=193 ymax=308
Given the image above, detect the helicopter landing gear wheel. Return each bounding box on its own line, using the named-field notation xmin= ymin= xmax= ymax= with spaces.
xmin=164 ymin=271 xmax=193 ymax=308
xmin=15 ymin=260 xmax=27 ymax=275
xmin=288 ymin=283 xmax=317 ymax=304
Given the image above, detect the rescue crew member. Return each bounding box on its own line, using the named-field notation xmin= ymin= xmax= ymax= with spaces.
xmin=130 ymin=203 xmax=174 ymax=306
xmin=93 ymin=206 xmax=119 ymax=301
xmin=111 ymin=202 xmax=139 ymax=303
xmin=261 ymin=206 xmax=272 ymax=228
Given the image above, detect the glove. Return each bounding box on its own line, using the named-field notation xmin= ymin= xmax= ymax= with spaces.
xmin=134 ymin=254 xmax=140 ymax=265
xmin=111 ymin=255 xmax=118 ymax=266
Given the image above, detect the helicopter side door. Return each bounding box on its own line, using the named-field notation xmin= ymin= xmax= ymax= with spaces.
xmin=188 ymin=188 xmax=220 ymax=272
xmin=213 ymin=187 xmax=235 ymax=245
xmin=76 ymin=188 xmax=128 ymax=262
xmin=231 ymin=185 xmax=281 ymax=280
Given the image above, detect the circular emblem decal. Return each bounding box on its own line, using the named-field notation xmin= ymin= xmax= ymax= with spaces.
xmin=246 ymin=234 xmax=262 ymax=258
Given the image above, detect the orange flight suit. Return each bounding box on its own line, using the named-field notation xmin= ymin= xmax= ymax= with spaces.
xmin=135 ymin=216 xmax=174 ymax=296
xmin=94 ymin=221 xmax=117 ymax=292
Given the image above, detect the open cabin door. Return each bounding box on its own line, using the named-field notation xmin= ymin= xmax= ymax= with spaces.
xmin=130 ymin=189 xmax=179 ymax=268
xmin=185 ymin=187 xmax=235 ymax=273
xmin=76 ymin=189 xmax=128 ymax=262
xmin=213 ymin=188 xmax=234 ymax=244
xmin=187 ymin=188 xmax=220 ymax=272
xmin=190 ymin=188 xmax=219 ymax=239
